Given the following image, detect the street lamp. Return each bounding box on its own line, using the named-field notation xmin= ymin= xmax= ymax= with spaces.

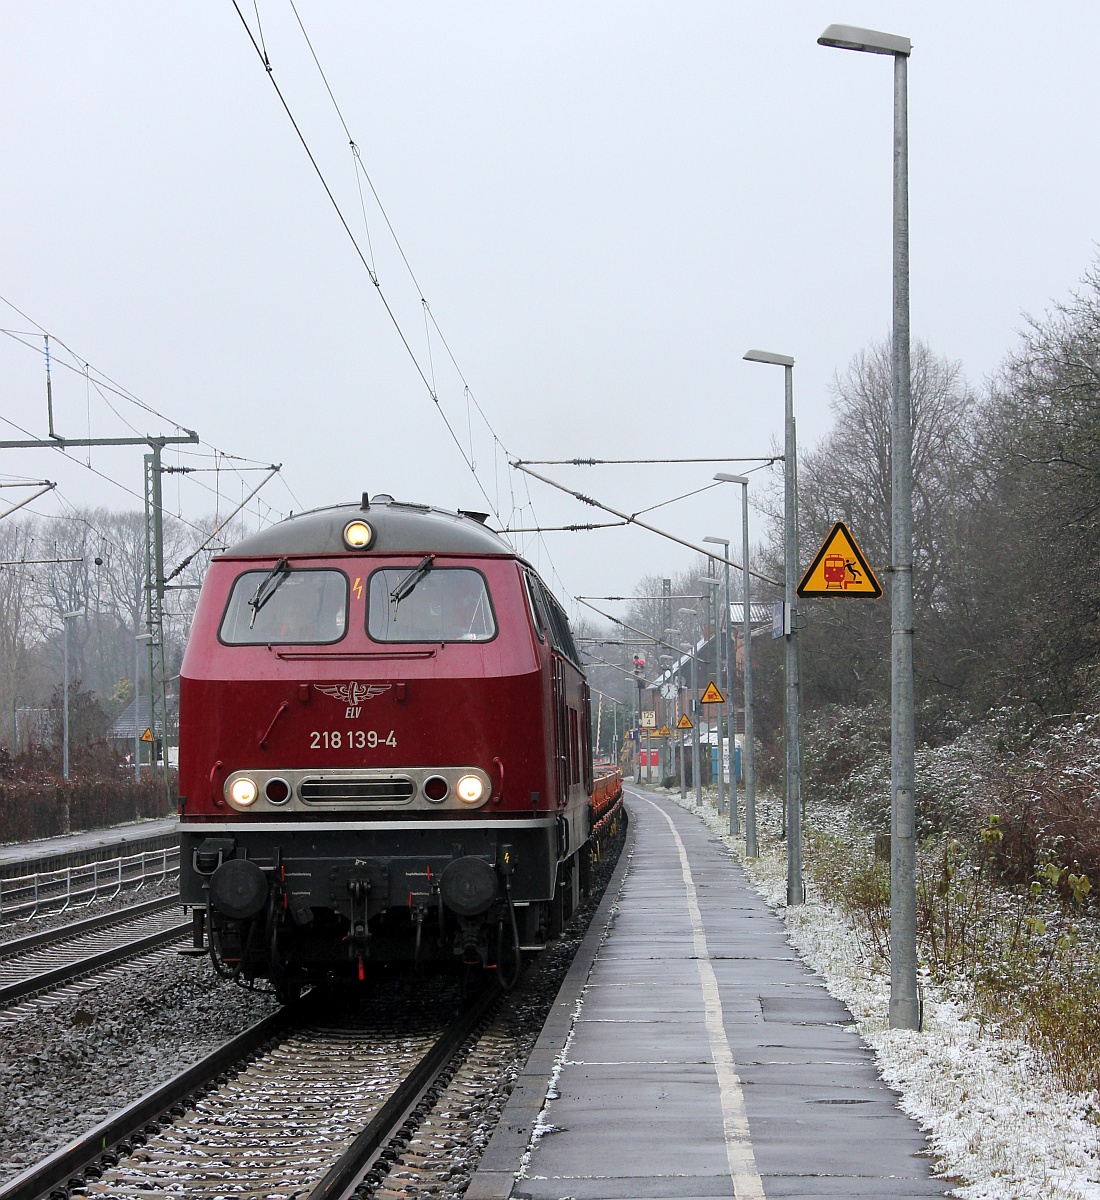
xmin=819 ymin=21 xmax=918 ymax=1030
xmin=743 ymin=350 xmax=802 ymax=905
xmin=713 ymin=476 xmax=758 ymax=857
xmin=678 ymin=607 xmax=704 ymax=807
xmin=697 ymin=568 xmax=733 ymax=827
xmin=664 ymin=628 xmax=687 ymax=799
xmin=696 ymin=572 xmax=726 ymax=820
xmin=61 ymin=609 xmax=82 ymax=781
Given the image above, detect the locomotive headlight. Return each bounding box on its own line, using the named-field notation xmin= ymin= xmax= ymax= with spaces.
xmin=343 ymin=520 xmax=374 ymax=550
xmin=228 ymin=776 xmax=258 ymax=807
xmin=456 ymin=774 xmax=485 ymax=805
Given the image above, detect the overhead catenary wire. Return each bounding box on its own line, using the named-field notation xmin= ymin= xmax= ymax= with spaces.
xmin=239 ymin=1 xmax=586 ymax=609
xmin=516 ymin=456 xmax=783 ymax=466
xmin=229 ymin=0 xmax=504 ymax=523
xmin=0 ymin=297 xmax=289 ymax=531
xmin=165 ymin=463 xmax=282 ymax=583
xmin=503 ymin=520 xmax=628 ymax=534
xmin=577 ymin=597 xmax=701 ymax=662
xmin=511 ymin=461 xmax=782 ymax=588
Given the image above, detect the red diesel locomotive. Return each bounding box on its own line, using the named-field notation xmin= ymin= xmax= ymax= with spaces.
xmin=178 ymin=495 xmax=620 ymax=998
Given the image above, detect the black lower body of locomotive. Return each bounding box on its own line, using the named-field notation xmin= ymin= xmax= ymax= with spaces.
xmin=179 ymin=815 xmax=587 ymax=998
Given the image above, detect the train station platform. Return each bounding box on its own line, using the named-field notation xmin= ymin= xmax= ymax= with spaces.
xmin=0 ymin=816 xmax=178 ymax=878
xmin=473 ymin=785 xmax=946 ymax=1200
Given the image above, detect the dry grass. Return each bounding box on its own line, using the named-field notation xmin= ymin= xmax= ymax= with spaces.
xmin=805 ymin=818 xmax=1100 ymax=1093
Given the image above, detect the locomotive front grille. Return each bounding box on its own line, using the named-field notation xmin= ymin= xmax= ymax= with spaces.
xmin=300 ymin=775 xmax=416 ymax=805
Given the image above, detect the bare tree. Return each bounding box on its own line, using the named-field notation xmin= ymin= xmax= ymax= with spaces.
xmin=790 ymin=339 xmax=979 ymax=718
xmin=0 ymin=521 xmax=41 ymax=737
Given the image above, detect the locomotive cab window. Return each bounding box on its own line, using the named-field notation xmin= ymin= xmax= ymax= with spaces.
xmin=367 ymin=567 xmax=496 ymax=643
xmin=219 ymin=568 xmax=349 ymax=645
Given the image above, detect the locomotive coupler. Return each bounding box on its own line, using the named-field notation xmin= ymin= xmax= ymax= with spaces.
xmin=347 ymin=876 xmax=371 ymax=958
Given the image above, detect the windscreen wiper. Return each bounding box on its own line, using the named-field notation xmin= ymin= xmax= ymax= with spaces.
xmin=248 ymin=558 xmax=290 ymax=628
xmin=390 ymin=554 xmax=435 ymax=612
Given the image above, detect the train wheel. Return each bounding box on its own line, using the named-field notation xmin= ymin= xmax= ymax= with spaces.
xmin=275 ymin=978 xmax=303 ymax=1005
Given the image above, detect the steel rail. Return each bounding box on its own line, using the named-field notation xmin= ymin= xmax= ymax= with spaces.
xmin=0 ymin=1004 xmax=295 ymax=1200
xmin=0 ymin=920 xmax=190 ymax=1007
xmin=308 ymin=984 xmax=501 ymax=1200
xmin=2 ymin=984 xmax=500 ymax=1200
xmin=0 ymin=894 xmax=181 ymax=959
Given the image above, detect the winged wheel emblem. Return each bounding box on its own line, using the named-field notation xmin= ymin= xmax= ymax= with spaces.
xmin=316 ymin=682 xmax=391 ymax=705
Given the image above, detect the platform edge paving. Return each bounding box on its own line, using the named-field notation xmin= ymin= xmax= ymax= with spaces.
xmin=465 ymin=812 xmax=637 ymax=1200
xmin=0 ymin=817 xmax=180 ymax=879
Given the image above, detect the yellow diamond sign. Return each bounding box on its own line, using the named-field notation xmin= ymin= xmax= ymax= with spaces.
xmin=797 ymin=521 xmax=882 ymax=598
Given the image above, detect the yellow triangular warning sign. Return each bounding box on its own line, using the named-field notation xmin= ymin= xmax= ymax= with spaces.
xmin=700 ymin=681 xmax=725 ymax=704
xmin=141 ymin=728 xmax=153 ymax=742
xmin=797 ymin=521 xmax=882 ymax=598
xmin=676 ymin=713 xmax=693 ymax=730
xmin=658 ymin=725 xmax=671 ymax=737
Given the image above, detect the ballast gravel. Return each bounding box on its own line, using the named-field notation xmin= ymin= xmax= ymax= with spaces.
xmin=0 ymin=817 xmax=628 ymax=1191
xmin=0 ymin=948 xmax=278 ymax=1182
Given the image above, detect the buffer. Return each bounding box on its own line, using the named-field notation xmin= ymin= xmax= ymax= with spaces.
xmin=798 ymin=521 xmax=882 ymax=598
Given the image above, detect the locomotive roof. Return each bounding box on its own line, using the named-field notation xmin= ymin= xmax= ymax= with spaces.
xmin=220 ymin=497 xmax=513 ymax=558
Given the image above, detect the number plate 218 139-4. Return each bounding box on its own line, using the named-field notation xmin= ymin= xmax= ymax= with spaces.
xmin=309 ymin=730 xmax=397 ymax=750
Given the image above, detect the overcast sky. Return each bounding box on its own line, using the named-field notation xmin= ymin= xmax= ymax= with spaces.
xmin=2 ymin=2 xmax=1097 ymax=614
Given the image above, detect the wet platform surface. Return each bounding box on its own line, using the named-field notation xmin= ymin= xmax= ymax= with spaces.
xmin=517 ymin=786 xmax=946 ymax=1200
xmin=0 ymin=816 xmax=178 ymax=874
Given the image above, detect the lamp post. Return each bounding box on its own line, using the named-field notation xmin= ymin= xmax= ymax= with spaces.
xmin=664 ymin=627 xmax=687 ymax=798
xmin=714 ymin=476 xmax=758 ymax=855
xmin=818 ymin=21 xmax=917 ymax=1030
xmin=61 ymin=609 xmax=82 ymax=780
xmin=743 ymin=350 xmax=802 ymax=904
xmin=710 ymin=501 xmax=753 ymax=849
xmin=699 ymin=559 xmax=735 ymax=831
xmin=678 ymin=608 xmax=703 ymax=806
xmin=696 ymin=571 xmax=725 ymax=817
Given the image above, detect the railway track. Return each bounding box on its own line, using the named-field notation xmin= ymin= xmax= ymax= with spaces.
xmin=2 ymin=982 xmax=499 ymax=1200
xmin=0 ymin=896 xmax=189 ymax=1009
xmin=1 ymin=813 xmax=630 ymax=1199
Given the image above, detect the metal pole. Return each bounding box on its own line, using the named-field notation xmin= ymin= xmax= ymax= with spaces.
xmin=143 ymin=454 xmax=157 ymax=787
xmin=671 ymin=667 xmax=681 ymax=796
xmin=742 ymin=481 xmax=758 ymax=857
xmin=134 ymin=634 xmax=141 ymax=781
xmin=710 ymin=562 xmax=726 ymax=817
xmin=784 ymin=363 xmax=803 ymax=906
xmin=721 ymin=542 xmax=739 ymax=836
xmin=628 ymin=676 xmax=638 ymax=787
xmin=816 ymin=18 xmax=916 ymax=1027
xmin=890 ymin=50 xmax=918 ymax=1031
xmin=690 ymin=637 xmax=701 ymax=807
xmin=62 ymin=618 xmax=70 ymax=781
xmin=151 ymin=444 xmax=171 ymax=797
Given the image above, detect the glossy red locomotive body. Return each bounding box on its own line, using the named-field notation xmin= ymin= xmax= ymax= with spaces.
xmin=178 ymin=497 xmax=604 ymax=996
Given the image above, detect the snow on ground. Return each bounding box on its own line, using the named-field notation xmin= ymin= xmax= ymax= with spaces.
xmin=663 ymin=785 xmax=1100 ymax=1200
